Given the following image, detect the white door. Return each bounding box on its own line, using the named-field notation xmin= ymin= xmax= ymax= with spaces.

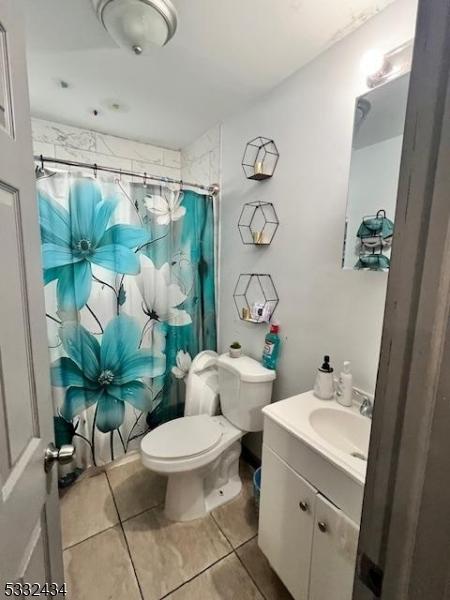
xmin=309 ymin=494 xmax=359 ymax=600
xmin=0 ymin=0 xmax=67 ymax=589
xmin=259 ymin=445 xmax=317 ymax=600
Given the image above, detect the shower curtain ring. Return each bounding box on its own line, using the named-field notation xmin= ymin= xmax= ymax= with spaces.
xmin=40 ymin=154 xmax=44 ymax=170
xmin=143 ymin=172 xmax=147 ymax=187
xmin=93 ymin=163 xmax=98 ymax=178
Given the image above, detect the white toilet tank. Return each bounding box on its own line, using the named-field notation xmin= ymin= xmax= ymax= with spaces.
xmin=217 ymin=353 xmax=276 ymax=432
xmin=184 ymin=351 xmax=220 ymax=416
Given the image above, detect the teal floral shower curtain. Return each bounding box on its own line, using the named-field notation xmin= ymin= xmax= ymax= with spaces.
xmin=37 ymin=171 xmax=216 ymax=468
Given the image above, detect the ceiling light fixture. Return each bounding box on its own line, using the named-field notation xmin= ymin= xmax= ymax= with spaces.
xmin=92 ymin=0 xmax=178 ymax=54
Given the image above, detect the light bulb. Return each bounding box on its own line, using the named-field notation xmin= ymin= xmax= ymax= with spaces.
xmin=360 ymin=49 xmax=387 ymax=78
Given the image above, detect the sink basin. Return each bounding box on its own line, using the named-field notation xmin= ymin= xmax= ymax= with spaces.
xmin=309 ymin=407 xmax=370 ymax=460
xmin=262 ymin=391 xmax=372 ymax=521
xmin=262 ymin=391 xmax=372 ymax=486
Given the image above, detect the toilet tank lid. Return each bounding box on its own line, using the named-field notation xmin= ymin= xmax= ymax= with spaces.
xmin=218 ymin=354 xmax=276 ymax=383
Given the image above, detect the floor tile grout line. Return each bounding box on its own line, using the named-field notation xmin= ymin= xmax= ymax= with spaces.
xmin=234 ymin=544 xmax=269 ymax=600
xmin=106 ymin=469 xmax=236 ymax=599
xmin=120 ymin=501 xmax=165 ymax=525
xmin=62 ymin=523 xmax=118 ymax=552
xmin=158 ymin=549 xmax=235 ymax=600
xmin=105 ymin=471 xmax=146 ymax=600
xmin=97 ymin=458 xmax=257 ymax=600
xmin=209 ymin=511 xmax=236 ymax=552
xmin=210 ymin=510 xmax=235 ymax=548
xmin=62 ymin=468 xmax=142 ymax=552
xmin=210 ymin=509 xmax=257 ymax=552
xmin=103 ymin=469 xmax=122 ymax=524
xmin=209 ymin=495 xmax=265 ymax=598
xmin=234 ymin=533 xmax=258 ymax=550
xmin=62 ymin=522 xmax=262 ymax=600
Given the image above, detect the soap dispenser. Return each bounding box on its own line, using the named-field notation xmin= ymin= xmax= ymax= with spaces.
xmin=336 ymin=361 xmax=353 ymax=407
xmin=313 ymin=355 xmax=334 ymax=400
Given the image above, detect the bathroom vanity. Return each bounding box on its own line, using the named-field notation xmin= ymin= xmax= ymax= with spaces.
xmin=259 ymin=391 xmax=370 ymax=600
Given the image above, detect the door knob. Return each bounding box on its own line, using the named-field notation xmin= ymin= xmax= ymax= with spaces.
xmin=318 ymin=521 xmax=328 ymax=533
xmin=299 ymin=501 xmax=309 ymax=512
xmin=44 ymin=442 xmax=75 ymax=472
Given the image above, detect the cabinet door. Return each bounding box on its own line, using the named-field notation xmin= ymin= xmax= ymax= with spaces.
xmin=309 ymin=494 xmax=359 ymax=600
xmin=259 ymin=445 xmax=317 ymax=600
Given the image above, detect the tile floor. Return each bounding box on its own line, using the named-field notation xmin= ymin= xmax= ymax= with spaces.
xmin=61 ymin=453 xmax=293 ymax=600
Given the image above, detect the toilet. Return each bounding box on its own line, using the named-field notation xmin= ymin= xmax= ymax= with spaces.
xmin=141 ymin=350 xmax=276 ymax=521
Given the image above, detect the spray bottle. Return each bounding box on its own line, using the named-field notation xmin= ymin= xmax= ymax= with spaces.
xmin=262 ymin=322 xmax=281 ymax=370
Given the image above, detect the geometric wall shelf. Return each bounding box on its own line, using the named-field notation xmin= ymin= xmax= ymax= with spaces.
xmin=242 ymin=137 xmax=279 ymax=180
xmin=238 ymin=201 xmax=279 ymax=246
xmin=233 ymin=273 xmax=279 ymax=323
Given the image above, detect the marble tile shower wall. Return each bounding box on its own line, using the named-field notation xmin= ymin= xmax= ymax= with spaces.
xmin=31 ymin=118 xmax=182 ymax=180
xmin=181 ymin=124 xmax=221 ymax=186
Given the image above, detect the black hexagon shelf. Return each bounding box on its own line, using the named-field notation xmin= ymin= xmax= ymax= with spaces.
xmin=238 ymin=201 xmax=279 ymax=246
xmin=233 ymin=274 xmax=279 ymax=323
xmin=242 ymin=137 xmax=279 ymax=180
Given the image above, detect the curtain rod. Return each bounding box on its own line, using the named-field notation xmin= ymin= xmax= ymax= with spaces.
xmin=34 ymin=155 xmax=220 ymax=196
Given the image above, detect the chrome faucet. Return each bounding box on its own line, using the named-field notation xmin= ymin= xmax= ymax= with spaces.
xmin=352 ymin=388 xmax=373 ymax=419
xmin=359 ymin=397 xmax=373 ymax=419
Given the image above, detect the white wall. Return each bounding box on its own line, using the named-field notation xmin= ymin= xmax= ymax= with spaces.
xmin=219 ymin=0 xmax=417 ymax=455
xmin=31 ymin=117 xmax=181 ymax=179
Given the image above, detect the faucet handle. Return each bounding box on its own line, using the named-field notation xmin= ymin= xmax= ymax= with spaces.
xmin=359 ymin=397 xmax=373 ymax=418
xmin=353 ymin=388 xmax=368 ymax=402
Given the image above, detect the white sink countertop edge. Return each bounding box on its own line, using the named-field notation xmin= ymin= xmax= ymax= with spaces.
xmin=262 ymin=391 xmax=370 ymax=486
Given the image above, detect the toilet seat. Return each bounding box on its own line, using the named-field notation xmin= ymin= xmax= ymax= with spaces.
xmin=141 ymin=415 xmax=223 ymax=460
xmin=141 ymin=415 xmax=243 ymax=475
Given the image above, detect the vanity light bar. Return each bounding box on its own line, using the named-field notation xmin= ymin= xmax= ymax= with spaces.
xmin=364 ymin=39 xmax=413 ymax=88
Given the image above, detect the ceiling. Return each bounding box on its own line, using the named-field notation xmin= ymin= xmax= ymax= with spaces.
xmin=19 ymin=0 xmax=395 ymax=149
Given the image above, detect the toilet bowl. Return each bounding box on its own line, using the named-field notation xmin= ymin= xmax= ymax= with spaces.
xmin=142 ymin=414 xmax=243 ymax=521
xmin=141 ymin=350 xmax=275 ymax=521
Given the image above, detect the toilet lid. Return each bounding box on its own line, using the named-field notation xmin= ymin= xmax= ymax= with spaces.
xmin=141 ymin=415 xmax=223 ymax=460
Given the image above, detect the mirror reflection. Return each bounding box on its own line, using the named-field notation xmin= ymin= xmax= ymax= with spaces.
xmin=342 ymin=73 xmax=410 ymax=270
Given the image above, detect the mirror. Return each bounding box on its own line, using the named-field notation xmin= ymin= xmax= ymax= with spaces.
xmin=342 ymin=73 xmax=410 ymax=270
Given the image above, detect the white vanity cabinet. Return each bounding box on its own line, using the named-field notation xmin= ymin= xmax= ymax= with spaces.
xmin=259 ymin=446 xmax=359 ymax=600
xmin=259 ymin=394 xmax=364 ymax=600
xmin=309 ymin=494 xmax=359 ymax=600
xmin=258 ymin=445 xmax=317 ymax=600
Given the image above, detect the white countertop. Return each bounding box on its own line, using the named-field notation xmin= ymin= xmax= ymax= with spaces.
xmin=263 ymin=390 xmax=371 ymax=485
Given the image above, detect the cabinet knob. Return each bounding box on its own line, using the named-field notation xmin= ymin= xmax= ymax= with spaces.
xmin=318 ymin=521 xmax=328 ymax=533
xmin=299 ymin=501 xmax=309 ymax=512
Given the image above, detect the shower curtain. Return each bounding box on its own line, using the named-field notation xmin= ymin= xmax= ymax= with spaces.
xmin=37 ymin=170 xmax=216 ymax=469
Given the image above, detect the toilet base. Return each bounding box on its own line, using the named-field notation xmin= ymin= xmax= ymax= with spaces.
xmin=164 ymin=441 xmax=242 ymax=521
xmin=205 ymin=471 xmax=242 ymax=513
